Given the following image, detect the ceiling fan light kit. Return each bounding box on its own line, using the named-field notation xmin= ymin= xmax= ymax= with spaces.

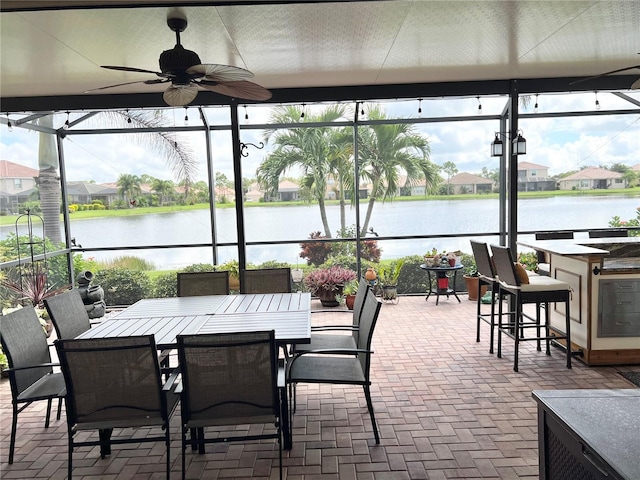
xmin=87 ymin=11 xmax=272 ymax=106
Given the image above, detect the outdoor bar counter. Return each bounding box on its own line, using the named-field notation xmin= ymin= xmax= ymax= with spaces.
xmin=518 ymin=237 xmax=640 ymax=366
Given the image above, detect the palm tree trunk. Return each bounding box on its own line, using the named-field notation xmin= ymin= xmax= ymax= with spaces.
xmin=361 ymin=196 xmax=376 ymax=236
xmin=318 ymin=198 xmax=332 ymax=238
xmin=36 ymin=115 xmax=61 ymax=244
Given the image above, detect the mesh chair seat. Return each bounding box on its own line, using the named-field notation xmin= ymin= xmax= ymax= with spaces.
xmin=289 ymin=355 xmax=366 ymax=383
xmin=17 ymin=373 xmax=66 ymax=402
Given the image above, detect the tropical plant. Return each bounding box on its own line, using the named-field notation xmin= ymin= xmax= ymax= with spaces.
xmin=0 ymin=263 xmax=70 ymax=309
xmin=117 ymin=173 xmax=142 ymax=206
xmin=258 ymin=105 xmax=351 ymax=237
xmin=342 ymin=278 xmax=359 ymax=296
xmin=151 ymin=178 xmax=176 ymax=206
xmin=299 ymin=231 xmax=332 ymax=266
xmin=610 ymin=206 xmax=640 ymax=236
xmin=377 ymin=259 xmax=405 ymax=286
xmin=357 ymin=105 xmax=438 ymax=235
xmin=94 ymin=268 xmax=152 ymax=306
xmin=303 ymin=266 xmax=356 ymax=296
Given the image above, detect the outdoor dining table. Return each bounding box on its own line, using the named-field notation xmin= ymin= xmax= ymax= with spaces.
xmin=76 ymin=292 xmax=311 ymax=449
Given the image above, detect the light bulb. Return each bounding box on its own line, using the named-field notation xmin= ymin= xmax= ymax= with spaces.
xmin=595 ymin=99 xmax=601 ymax=110
xmin=7 ymin=120 xmax=13 ymax=132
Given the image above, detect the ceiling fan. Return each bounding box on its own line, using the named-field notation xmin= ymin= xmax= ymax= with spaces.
xmin=86 ymin=10 xmax=272 ymax=106
xmin=569 ymin=64 xmax=640 ymax=89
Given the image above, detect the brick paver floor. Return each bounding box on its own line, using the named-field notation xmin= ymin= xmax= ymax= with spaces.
xmin=1 ymin=295 xmax=638 ymax=479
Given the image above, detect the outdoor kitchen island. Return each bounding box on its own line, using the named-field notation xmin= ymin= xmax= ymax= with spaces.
xmin=518 ymin=236 xmax=640 ymax=366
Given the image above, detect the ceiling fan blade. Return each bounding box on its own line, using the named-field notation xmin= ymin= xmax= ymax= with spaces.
xmin=186 ymin=63 xmax=253 ymax=82
xmin=570 ymin=64 xmax=640 ymax=85
xmin=199 ymin=80 xmax=272 ymax=101
xmin=101 ymin=65 xmax=167 ymax=76
xmin=631 ymin=78 xmax=640 ymax=89
xmin=163 ymin=84 xmax=199 ymax=106
xmin=84 ymin=80 xmax=153 ymax=93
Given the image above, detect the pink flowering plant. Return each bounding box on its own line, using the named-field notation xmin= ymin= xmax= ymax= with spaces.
xmin=303 ymin=265 xmax=357 ymax=295
xmin=610 ymin=207 xmax=640 ymax=236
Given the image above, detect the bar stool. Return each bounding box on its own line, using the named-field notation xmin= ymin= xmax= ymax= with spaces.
xmin=491 ymin=244 xmax=572 ymax=372
xmin=534 ymin=231 xmax=574 ymax=276
xmin=470 ymin=240 xmax=500 ymax=353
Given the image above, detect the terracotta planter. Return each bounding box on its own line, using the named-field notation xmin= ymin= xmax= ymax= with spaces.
xmin=229 ymin=275 xmax=240 ymax=291
xmin=345 ymin=294 xmax=356 ymax=310
xmin=464 ymin=275 xmax=487 ymax=301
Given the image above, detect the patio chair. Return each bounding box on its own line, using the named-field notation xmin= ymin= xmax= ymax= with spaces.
xmin=470 ymin=240 xmax=501 ymax=353
xmin=44 ymin=288 xmax=91 ymax=340
xmin=0 ymin=306 xmax=66 ymax=464
xmin=177 ymin=271 xmax=229 ymax=296
xmin=534 ymin=231 xmax=574 ymax=276
xmin=490 ymin=244 xmax=572 ymax=372
xmin=174 ymin=331 xmax=283 ymax=480
xmin=293 ymin=279 xmax=369 ymax=355
xmin=241 ymin=267 xmax=291 ymax=294
xmin=588 ymin=229 xmax=628 ymax=238
xmin=55 ymin=335 xmax=178 ymax=479
xmin=287 ymin=289 xmax=382 ymax=444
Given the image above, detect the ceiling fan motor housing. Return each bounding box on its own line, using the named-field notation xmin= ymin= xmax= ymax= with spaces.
xmin=159 ymin=45 xmax=201 ymax=75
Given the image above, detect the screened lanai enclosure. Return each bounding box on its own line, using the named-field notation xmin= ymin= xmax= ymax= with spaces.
xmin=1 ymin=1 xmax=639 ymax=304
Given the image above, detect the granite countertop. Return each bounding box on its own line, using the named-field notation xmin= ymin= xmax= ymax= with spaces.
xmin=603 ymin=257 xmax=640 ymax=271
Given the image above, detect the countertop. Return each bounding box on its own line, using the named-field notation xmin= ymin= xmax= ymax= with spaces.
xmin=519 ymin=236 xmax=640 ymax=258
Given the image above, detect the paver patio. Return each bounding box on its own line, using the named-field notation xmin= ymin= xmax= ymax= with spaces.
xmin=1 ymin=294 xmax=637 ymax=479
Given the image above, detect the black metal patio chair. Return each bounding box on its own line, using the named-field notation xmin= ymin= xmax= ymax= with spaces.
xmin=177 ymin=271 xmax=230 ymax=296
xmin=55 ymin=335 xmax=178 ymax=479
xmin=588 ymin=228 xmax=628 ymax=238
xmin=470 ymin=240 xmax=501 ymax=353
xmin=0 ymin=306 xmax=66 ymax=464
xmin=287 ymin=288 xmax=382 ymax=444
xmin=174 ymin=330 xmax=283 ymax=480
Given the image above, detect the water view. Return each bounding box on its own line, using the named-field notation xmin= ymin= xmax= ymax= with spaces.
xmin=2 ymin=195 xmax=637 ymax=269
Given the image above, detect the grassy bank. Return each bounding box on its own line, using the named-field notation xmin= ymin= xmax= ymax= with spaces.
xmin=2 ymin=187 xmax=638 ymax=226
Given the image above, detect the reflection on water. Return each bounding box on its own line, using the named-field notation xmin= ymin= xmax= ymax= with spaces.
xmin=2 ymin=195 xmax=637 ymax=269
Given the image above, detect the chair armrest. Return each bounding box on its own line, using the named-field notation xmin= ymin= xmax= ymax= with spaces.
xmin=311 ymin=325 xmax=358 ymax=332
xmin=286 ymin=348 xmax=373 ymax=378
xmin=311 ymin=309 xmax=351 ymax=314
xmin=5 ymin=362 xmax=60 ymax=373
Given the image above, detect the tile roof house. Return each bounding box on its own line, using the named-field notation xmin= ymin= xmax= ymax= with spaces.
xmin=448 ymin=172 xmax=494 ymax=194
xmin=0 ymin=160 xmax=39 ymax=214
xmin=517 ymin=161 xmax=556 ymax=191
xmin=557 ymin=167 xmax=627 ymax=190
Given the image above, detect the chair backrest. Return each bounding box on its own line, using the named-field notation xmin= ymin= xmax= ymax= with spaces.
xmin=357 ymin=290 xmax=382 ymax=377
xmin=588 ymin=229 xmax=628 ymax=238
xmin=44 ymin=288 xmax=91 ymax=340
xmin=177 ymin=331 xmax=279 ymax=425
xmin=490 ymin=244 xmax=520 ymax=287
xmin=535 ymin=231 xmax=574 ymax=240
xmin=241 ymin=268 xmax=292 ymax=294
xmin=350 ymin=279 xmax=370 ymax=341
xmin=55 ymin=335 xmax=167 ymax=428
xmin=534 ymin=231 xmax=574 ymax=263
xmin=470 ymin=240 xmax=496 ymax=279
xmin=177 ymin=271 xmax=230 ymax=297
xmin=0 ymin=306 xmax=54 ymax=397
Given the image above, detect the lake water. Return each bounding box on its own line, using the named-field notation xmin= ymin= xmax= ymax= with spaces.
xmin=2 ymin=195 xmax=638 ymax=269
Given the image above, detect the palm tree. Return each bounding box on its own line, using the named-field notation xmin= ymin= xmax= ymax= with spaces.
xmin=151 ymin=178 xmax=175 ymax=206
xmin=357 ymin=105 xmax=438 ymax=235
xmin=117 ymin=174 xmax=142 ymax=206
xmin=35 ymin=110 xmax=198 ymax=241
xmin=258 ymin=105 xmax=349 ymax=238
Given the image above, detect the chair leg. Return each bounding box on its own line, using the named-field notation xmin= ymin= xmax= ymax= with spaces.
xmin=9 ymin=402 xmax=18 ymax=464
xmin=68 ymin=432 xmax=74 ymax=480
xmin=363 ymin=384 xmax=380 ymax=444
xmin=182 ymin=426 xmax=187 ymax=480
xmin=513 ymin=294 xmax=521 ymax=372
xmin=476 ymin=281 xmax=482 ymax=343
xmin=165 ymin=425 xmax=171 ymax=480
xmin=565 ymin=296 xmax=572 ymax=369
xmin=497 ymin=290 xmax=503 ymax=358
xmin=44 ymin=398 xmax=52 ymax=428
xmin=57 ymin=397 xmax=63 ymax=420
xmin=489 ymin=288 xmax=496 ymax=354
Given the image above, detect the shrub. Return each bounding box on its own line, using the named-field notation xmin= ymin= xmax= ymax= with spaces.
xmin=299 ymin=231 xmax=332 ymax=266
xmin=182 ymin=263 xmax=216 ymax=273
xmin=396 ymin=255 xmax=428 ymax=294
xmin=610 ymin=206 xmax=640 ymax=236
xmin=258 ymin=260 xmax=290 ymax=269
xmin=94 ymin=268 xmax=151 ymax=306
xmin=100 ymin=256 xmax=156 ymax=271
xmin=153 ymin=272 xmax=177 ymax=298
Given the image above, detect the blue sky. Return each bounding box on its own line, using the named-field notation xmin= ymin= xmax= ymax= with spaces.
xmin=1 ymin=91 xmax=638 ymax=186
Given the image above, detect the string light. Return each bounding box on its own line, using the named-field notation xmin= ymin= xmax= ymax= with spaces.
xmin=6 ymin=113 xmax=12 ymax=132
xmin=126 ymin=109 xmax=132 ymax=124
xmin=300 ymin=104 xmax=305 ymax=119
xmin=63 ymin=111 xmax=70 ymax=129
xmin=534 ymin=94 xmax=539 ymax=113
xmin=243 ymin=105 xmax=249 ymax=121
xmin=361 ymin=105 xmax=365 ymax=116
xmin=418 ymin=99 xmax=423 ymax=115
xmin=476 ymin=96 xmax=482 ymax=114
xmin=595 ymin=91 xmax=601 ymax=110
xmin=184 ymin=107 xmax=189 ymax=124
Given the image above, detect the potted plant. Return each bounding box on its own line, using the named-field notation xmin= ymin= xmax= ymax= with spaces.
xmin=342 ymin=279 xmax=359 ymax=310
xmin=217 ymin=260 xmax=240 ymax=291
xmin=303 ymin=266 xmax=356 ymax=307
xmin=377 ymin=259 xmax=405 ymax=303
